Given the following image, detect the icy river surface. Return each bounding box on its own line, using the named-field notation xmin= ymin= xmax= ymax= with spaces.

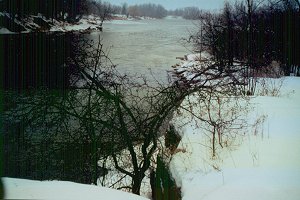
xmin=90 ymin=17 xmax=195 ymax=81
xmin=3 ymin=17 xmax=195 ymax=89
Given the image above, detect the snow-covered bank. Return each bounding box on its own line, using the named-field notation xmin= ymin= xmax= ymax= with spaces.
xmin=0 ymin=27 xmax=14 ymax=34
xmin=0 ymin=12 xmax=157 ymax=34
xmin=170 ymin=74 xmax=300 ymax=200
xmin=2 ymin=178 xmax=149 ymax=200
xmin=0 ymin=13 xmax=103 ymax=34
xmin=49 ymin=17 xmax=102 ymax=33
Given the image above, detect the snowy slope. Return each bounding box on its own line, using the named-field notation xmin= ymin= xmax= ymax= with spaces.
xmin=170 ymin=76 xmax=300 ymax=200
xmin=2 ymin=178 xmax=149 ymax=200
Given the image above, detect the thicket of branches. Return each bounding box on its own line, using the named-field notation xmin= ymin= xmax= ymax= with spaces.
xmin=3 ymin=35 xmax=185 ymax=194
xmin=168 ymin=7 xmax=202 ymax=20
xmin=192 ymin=0 xmax=300 ymax=91
xmin=0 ymin=0 xmax=88 ymax=22
xmin=3 ymin=30 xmax=249 ymax=196
xmin=0 ymin=0 xmax=124 ymax=23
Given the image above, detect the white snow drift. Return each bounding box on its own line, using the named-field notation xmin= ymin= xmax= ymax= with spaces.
xmin=2 ymin=178 xmax=149 ymax=200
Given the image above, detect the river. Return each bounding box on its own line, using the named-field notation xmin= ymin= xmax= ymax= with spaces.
xmin=2 ymin=17 xmax=195 ymax=90
xmin=91 ymin=16 xmax=195 ymax=82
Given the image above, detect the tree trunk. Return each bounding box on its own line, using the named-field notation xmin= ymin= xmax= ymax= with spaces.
xmin=212 ymin=127 xmax=216 ymax=157
xmin=132 ymin=172 xmax=145 ymax=195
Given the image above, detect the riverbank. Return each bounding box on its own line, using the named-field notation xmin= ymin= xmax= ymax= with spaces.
xmin=0 ymin=13 xmax=105 ymax=34
xmin=0 ymin=13 xmax=165 ymax=34
xmin=170 ymin=54 xmax=300 ymax=200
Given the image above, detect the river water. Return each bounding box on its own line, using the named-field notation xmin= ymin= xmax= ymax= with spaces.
xmin=91 ymin=17 xmax=195 ymax=82
xmin=2 ymin=17 xmax=195 ymax=89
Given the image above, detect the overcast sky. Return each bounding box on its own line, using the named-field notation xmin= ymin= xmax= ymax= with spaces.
xmin=107 ymin=0 xmax=237 ymax=10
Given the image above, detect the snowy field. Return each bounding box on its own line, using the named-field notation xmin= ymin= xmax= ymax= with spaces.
xmin=170 ymin=76 xmax=300 ymax=200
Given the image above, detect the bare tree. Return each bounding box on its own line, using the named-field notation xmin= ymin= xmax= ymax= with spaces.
xmin=121 ymin=3 xmax=128 ymax=16
xmin=171 ymin=55 xmax=248 ymax=157
xmin=182 ymin=91 xmax=249 ymax=157
xmin=4 ymin=35 xmax=190 ymax=194
xmin=90 ymin=0 xmax=113 ymax=30
xmin=183 ymin=7 xmax=201 ymax=20
xmin=127 ymin=3 xmax=167 ymax=19
xmin=128 ymin=5 xmax=140 ymax=17
xmin=4 ymin=30 xmax=248 ymax=196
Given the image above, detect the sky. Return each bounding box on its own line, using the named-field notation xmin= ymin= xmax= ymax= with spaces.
xmin=107 ymin=0 xmax=236 ymax=10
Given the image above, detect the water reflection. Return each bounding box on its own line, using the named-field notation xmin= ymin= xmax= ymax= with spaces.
xmin=2 ymin=32 xmax=78 ymax=90
xmin=2 ymin=32 xmax=86 ymax=182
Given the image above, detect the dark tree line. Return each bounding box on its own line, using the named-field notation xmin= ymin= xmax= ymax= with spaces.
xmin=85 ymin=1 xmax=123 ymax=16
xmin=127 ymin=3 xmax=168 ymax=19
xmin=0 ymin=0 xmax=88 ymax=22
xmin=0 ymin=1 xmax=169 ymax=22
xmin=168 ymin=7 xmax=202 ymax=20
xmin=82 ymin=2 xmax=168 ymax=19
xmin=193 ymin=0 xmax=300 ymax=82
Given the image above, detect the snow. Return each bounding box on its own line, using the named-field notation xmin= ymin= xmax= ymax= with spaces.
xmin=170 ymin=76 xmax=300 ymax=200
xmin=49 ymin=18 xmax=102 ymax=32
xmin=181 ymin=168 xmax=300 ymax=200
xmin=0 ymin=28 xmax=15 ymax=34
xmin=2 ymin=178 xmax=149 ymax=200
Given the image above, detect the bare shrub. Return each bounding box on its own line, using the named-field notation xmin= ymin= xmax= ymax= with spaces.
xmin=257 ymin=77 xmax=285 ymax=97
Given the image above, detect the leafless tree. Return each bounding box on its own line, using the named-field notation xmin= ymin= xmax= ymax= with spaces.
xmin=90 ymin=0 xmax=113 ymax=29
xmin=4 ymin=32 xmax=248 ymax=196
xmin=121 ymin=3 xmax=128 ymax=16
xmin=127 ymin=3 xmax=167 ymax=19
xmin=172 ymin=57 xmax=249 ymax=157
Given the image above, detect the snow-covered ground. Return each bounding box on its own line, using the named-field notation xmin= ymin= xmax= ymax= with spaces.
xmin=2 ymin=178 xmax=149 ymax=200
xmin=170 ymin=54 xmax=300 ymax=200
xmin=0 ymin=27 xmax=15 ymax=34
xmin=49 ymin=18 xmax=102 ymax=32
